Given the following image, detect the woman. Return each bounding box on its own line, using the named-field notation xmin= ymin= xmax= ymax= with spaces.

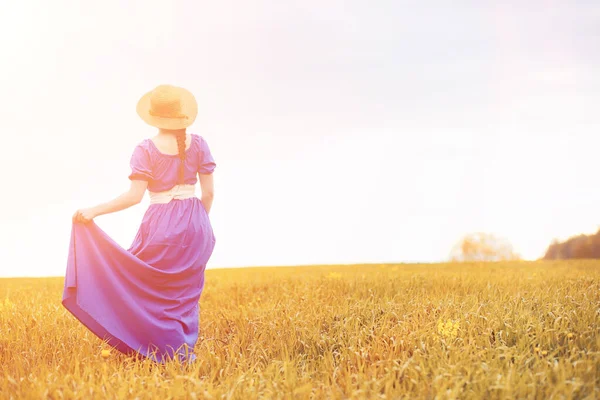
xmin=62 ymin=84 xmax=216 ymax=363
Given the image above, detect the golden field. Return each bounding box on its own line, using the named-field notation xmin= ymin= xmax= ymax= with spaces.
xmin=0 ymin=261 xmax=599 ymax=399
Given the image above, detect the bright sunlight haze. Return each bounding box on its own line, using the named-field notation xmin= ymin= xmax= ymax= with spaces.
xmin=0 ymin=1 xmax=599 ymax=277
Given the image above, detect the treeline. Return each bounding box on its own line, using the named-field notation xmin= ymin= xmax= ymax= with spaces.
xmin=543 ymin=228 xmax=600 ymax=260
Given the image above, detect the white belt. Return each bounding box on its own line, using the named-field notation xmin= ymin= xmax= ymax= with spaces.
xmin=149 ymin=184 xmax=196 ymax=204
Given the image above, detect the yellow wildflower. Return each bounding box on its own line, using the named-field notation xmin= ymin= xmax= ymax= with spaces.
xmin=437 ymin=319 xmax=459 ymax=339
xmin=101 ymin=350 xmax=111 ymax=359
xmin=567 ymin=333 xmax=574 ymax=339
xmin=0 ymin=298 xmax=15 ymax=312
xmin=327 ymin=272 xmax=342 ymax=280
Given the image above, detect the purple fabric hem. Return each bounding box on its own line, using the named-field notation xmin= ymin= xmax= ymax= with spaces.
xmin=62 ymin=291 xmax=137 ymax=356
xmin=63 ymin=290 xmax=196 ymax=364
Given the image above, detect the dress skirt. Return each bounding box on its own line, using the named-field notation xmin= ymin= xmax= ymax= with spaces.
xmin=62 ymin=197 xmax=215 ymax=363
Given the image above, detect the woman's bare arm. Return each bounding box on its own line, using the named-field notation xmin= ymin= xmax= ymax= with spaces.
xmin=73 ymin=180 xmax=148 ymax=223
xmin=198 ymin=173 xmax=214 ymax=214
xmin=94 ymin=180 xmax=148 ymax=216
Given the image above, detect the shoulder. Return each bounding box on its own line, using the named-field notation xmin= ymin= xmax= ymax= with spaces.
xmin=130 ymin=138 xmax=154 ymax=160
xmin=190 ymin=133 xmax=205 ymax=144
xmin=138 ymin=138 xmax=158 ymax=153
xmin=190 ymin=133 xmax=211 ymax=150
xmin=133 ymin=138 xmax=153 ymax=150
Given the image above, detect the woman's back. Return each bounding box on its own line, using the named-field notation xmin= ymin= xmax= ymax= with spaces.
xmin=150 ymin=132 xmax=193 ymax=156
xmin=129 ymin=133 xmax=216 ymax=193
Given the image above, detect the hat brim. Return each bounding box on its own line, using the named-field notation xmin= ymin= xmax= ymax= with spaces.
xmin=136 ymin=87 xmax=198 ymax=130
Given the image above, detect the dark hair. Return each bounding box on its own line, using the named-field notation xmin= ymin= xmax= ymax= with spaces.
xmin=174 ymin=131 xmax=186 ymax=184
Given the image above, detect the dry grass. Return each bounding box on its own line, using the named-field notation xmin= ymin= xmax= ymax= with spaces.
xmin=1 ymin=261 xmax=599 ymax=399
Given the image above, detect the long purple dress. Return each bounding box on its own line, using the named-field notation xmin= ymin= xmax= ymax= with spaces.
xmin=62 ymin=133 xmax=216 ymax=363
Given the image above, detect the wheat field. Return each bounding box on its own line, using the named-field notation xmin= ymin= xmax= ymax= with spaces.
xmin=1 ymin=261 xmax=599 ymax=399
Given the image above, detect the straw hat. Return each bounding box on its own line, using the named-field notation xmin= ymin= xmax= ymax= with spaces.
xmin=136 ymin=84 xmax=198 ymax=129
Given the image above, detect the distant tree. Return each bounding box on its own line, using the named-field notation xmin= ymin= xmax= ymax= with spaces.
xmin=450 ymin=232 xmax=521 ymax=262
xmin=543 ymin=239 xmax=562 ymax=259
xmin=543 ymin=227 xmax=600 ymax=260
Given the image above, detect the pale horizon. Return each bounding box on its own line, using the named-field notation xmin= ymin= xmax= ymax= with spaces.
xmin=1 ymin=1 xmax=599 ymax=277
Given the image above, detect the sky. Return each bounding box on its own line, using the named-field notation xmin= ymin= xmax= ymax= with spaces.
xmin=0 ymin=1 xmax=599 ymax=277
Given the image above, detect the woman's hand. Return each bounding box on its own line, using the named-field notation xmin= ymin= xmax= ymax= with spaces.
xmin=72 ymin=208 xmax=98 ymax=224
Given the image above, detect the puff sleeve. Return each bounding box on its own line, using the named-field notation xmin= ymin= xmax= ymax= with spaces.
xmin=128 ymin=142 xmax=154 ymax=181
xmin=198 ymin=136 xmax=216 ymax=174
